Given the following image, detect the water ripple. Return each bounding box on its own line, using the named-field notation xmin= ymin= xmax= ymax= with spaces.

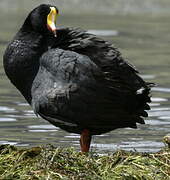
xmin=141 ymin=74 xmax=156 ymax=79
xmin=28 ymin=125 xmax=58 ymax=129
xmin=148 ymin=110 xmax=170 ymax=117
xmin=0 ymin=117 xmax=16 ymax=122
xmin=91 ymin=141 xmax=164 ymax=152
xmin=28 ymin=125 xmax=58 ymax=132
xmin=152 ymin=87 xmax=170 ymax=93
xmin=145 ymin=120 xmax=170 ymax=125
xmin=87 ymin=29 xmax=118 ymax=36
xmin=0 ymin=106 xmax=16 ymax=113
xmin=0 ymin=141 xmax=17 ymax=145
xmin=151 ymin=97 xmax=167 ymax=102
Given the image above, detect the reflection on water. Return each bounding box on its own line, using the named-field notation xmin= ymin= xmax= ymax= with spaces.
xmin=0 ymin=1 xmax=170 ymax=153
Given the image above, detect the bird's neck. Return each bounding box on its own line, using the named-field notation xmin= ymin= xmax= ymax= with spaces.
xmin=4 ymin=30 xmax=46 ymax=104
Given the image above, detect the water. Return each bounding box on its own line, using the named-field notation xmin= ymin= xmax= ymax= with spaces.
xmin=0 ymin=1 xmax=170 ymax=153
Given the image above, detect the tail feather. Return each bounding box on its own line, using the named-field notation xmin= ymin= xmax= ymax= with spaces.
xmin=135 ymin=116 xmax=145 ymax=124
xmin=135 ymin=86 xmax=152 ymax=121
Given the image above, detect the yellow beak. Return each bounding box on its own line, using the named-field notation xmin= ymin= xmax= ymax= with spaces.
xmin=47 ymin=7 xmax=58 ymax=37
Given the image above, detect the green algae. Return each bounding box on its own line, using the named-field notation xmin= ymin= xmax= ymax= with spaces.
xmin=0 ymin=145 xmax=169 ymax=180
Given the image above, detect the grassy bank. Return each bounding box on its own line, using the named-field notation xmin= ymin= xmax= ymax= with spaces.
xmin=0 ymin=144 xmax=169 ymax=180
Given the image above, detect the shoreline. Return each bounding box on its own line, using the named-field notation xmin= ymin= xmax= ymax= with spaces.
xmin=0 ymin=144 xmax=169 ymax=179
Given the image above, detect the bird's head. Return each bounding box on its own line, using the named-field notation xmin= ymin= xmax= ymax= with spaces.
xmin=24 ymin=4 xmax=59 ymax=37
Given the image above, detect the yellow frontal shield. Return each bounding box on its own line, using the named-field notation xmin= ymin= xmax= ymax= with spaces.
xmin=47 ymin=7 xmax=58 ymax=36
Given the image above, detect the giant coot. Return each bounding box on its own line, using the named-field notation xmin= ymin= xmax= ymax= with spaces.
xmin=3 ymin=4 xmax=152 ymax=152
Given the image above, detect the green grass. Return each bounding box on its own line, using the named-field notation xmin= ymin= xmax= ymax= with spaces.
xmin=0 ymin=144 xmax=169 ymax=180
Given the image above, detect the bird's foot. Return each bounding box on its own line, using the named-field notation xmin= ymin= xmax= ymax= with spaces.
xmin=80 ymin=129 xmax=91 ymax=153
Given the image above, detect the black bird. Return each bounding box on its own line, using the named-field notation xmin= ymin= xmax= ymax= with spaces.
xmin=3 ymin=4 xmax=152 ymax=152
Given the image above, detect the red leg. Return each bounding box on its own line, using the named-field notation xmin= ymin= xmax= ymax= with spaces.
xmin=80 ymin=129 xmax=91 ymax=152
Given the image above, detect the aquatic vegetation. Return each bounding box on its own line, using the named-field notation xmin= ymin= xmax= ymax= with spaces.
xmin=0 ymin=144 xmax=169 ymax=179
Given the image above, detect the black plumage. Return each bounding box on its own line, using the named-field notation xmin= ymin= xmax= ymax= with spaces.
xmin=3 ymin=4 xmax=152 ymax=151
